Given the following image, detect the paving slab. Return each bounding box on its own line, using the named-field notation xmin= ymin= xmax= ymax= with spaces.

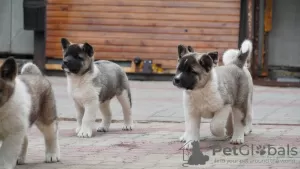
xmin=47 ymin=76 xmax=300 ymax=124
xmin=15 ymin=121 xmax=300 ymax=169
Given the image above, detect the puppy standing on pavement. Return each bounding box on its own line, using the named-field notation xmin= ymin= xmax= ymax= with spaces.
xmin=60 ymin=38 xmax=133 ymax=138
xmin=0 ymin=58 xmax=60 ymax=169
xmin=173 ymin=40 xmax=254 ymax=149
xmin=221 ymin=40 xmax=254 ymax=137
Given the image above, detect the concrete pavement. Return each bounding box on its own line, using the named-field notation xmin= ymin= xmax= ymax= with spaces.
xmin=13 ymin=76 xmax=300 ymax=169
xmin=48 ymin=76 xmax=300 ymax=124
xmin=16 ymin=121 xmax=300 ymax=169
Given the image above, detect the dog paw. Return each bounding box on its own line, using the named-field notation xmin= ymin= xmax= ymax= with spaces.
xmin=17 ymin=157 xmax=25 ymax=165
xmin=244 ymin=126 xmax=253 ymax=136
xmin=122 ymin=125 xmax=133 ymax=131
xmin=97 ymin=124 xmax=110 ymax=132
xmin=230 ymin=136 xmax=244 ymax=145
xmin=77 ymin=127 xmax=93 ymax=138
xmin=183 ymin=142 xmax=193 ymax=150
xmin=45 ymin=152 xmax=60 ymax=163
xmin=179 ymin=133 xmax=186 ymax=142
xmin=122 ymin=119 xmax=133 ymax=131
xmin=182 ymin=140 xmax=199 ymax=150
xmin=122 ymin=122 xmax=133 ymax=131
xmin=75 ymin=127 xmax=81 ymax=134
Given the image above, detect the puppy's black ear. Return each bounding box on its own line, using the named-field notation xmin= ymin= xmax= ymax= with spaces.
xmin=0 ymin=57 xmax=17 ymax=81
xmin=207 ymin=51 xmax=219 ymax=65
xmin=187 ymin=46 xmax=194 ymax=52
xmin=199 ymin=54 xmax=213 ymax=72
xmin=178 ymin=44 xmax=188 ymax=59
xmin=83 ymin=42 xmax=94 ymax=57
xmin=61 ymin=38 xmax=70 ymax=50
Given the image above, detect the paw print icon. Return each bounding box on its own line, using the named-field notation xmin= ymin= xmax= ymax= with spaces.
xmin=256 ymin=145 xmax=266 ymax=155
xmin=181 ymin=141 xmax=209 ymax=166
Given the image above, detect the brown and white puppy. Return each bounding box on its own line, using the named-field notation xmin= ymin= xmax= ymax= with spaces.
xmin=183 ymin=42 xmax=254 ymax=139
xmin=0 ymin=58 xmax=60 ymax=169
xmin=173 ymin=40 xmax=253 ymax=149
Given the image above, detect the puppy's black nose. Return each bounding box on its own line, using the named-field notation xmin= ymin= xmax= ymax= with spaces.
xmin=63 ymin=60 xmax=68 ymax=65
xmin=173 ymin=78 xmax=180 ymax=84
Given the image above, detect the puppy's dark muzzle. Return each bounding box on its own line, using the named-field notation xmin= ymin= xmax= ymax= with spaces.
xmin=61 ymin=61 xmax=67 ymax=69
xmin=173 ymin=77 xmax=181 ymax=87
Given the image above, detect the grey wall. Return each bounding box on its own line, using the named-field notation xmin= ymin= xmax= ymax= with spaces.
xmin=0 ymin=0 xmax=34 ymax=55
xmin=268 ymin=0 xmax=300 ymax=67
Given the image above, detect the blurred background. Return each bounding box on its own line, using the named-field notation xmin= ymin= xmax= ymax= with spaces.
xmin=0 ymin=0 xmax=299 ymax=86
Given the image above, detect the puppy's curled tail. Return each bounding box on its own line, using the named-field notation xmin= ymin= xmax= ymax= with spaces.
xmin=20 ymin=62 xmax=43 ymax=76
xmin=222 ymin=49 xmax=240 ymax=66
xmin=233 ymin=39 xmax=253 ymax=68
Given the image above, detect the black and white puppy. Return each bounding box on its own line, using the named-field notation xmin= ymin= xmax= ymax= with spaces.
xmin=60 ymin=38 xmax=133 ymax=138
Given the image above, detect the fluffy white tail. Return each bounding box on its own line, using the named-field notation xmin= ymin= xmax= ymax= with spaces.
xmin=20 ymin=62 xmax=42 ymax=75
xmin=222 ymin=39 xmax=253 ymax=68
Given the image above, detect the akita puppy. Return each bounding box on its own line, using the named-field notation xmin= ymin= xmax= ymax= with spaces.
xmin=173 ymin=40 xmax=254 ymax=149
xmin=60 ymin=38 xmax=133 ymax=138
xmin=0 ymin=58 xmax=60 ymax=169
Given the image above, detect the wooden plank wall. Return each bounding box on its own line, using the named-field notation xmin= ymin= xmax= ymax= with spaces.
xmin=46 ymin=0 xmax=241 ymax=70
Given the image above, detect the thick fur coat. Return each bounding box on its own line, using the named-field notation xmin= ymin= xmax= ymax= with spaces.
xmin=60 ymin=38 xmax=133 ymax=138
xmin=0 ymin=58 xmax=60 ymax=169
xmin=173 ymin=40 xmax=254 ymax=149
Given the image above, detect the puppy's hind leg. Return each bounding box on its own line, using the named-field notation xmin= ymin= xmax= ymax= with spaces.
xmin=97 ymin=100 xmax=112 ymax=132
xmin=0 ymin=131 xmax=26 ymax=169
xmin=35 ymin=120 xmax=60 ymax=163
xmin=210 ymin=105 xmax=231 ymax=139
xmin=230 ymin=108 xmax=245 ymax=144
xmin=117 ymin=89 xmax=133 ymax=131
xmin=17 ymin=135 xmax=28 ymax=165
xmin=244 ymin=103 xmax=253 ymax=136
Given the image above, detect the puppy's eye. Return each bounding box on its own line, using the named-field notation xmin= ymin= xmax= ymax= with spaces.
xmin=191 ymin=70 xmax=198 ymax=75
xmin=75 ymin=55 xmax=83 ymax=60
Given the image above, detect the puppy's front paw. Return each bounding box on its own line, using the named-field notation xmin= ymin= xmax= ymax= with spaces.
xmin=122 ymin=122 xmax=133 ymax=131
xmin=45 ymin=152 xmax=60 ymax=163
xmin=179 ymin=132 xmax=187 ymax=142
xmin=230 ymin=136 xmax=244 ymax=145
xmin=77 ymin=126 xmax=93 ymax=138
xmin=122 ymin=119 xmax=133 ymax=131
xmin=17 ymin=157 xmax=25 ymax=165
xmin=122 ymin=125 xmax=133 ymax=131
xmin=97 ymin=123 xmax=110 ymax=132
xmin=244 ymin=125 xmax=253 ymax=136
xmin=75 ymin=127 xmax=81 ymax=134
xmin=182 ymin=140 xmax=199 ymax=150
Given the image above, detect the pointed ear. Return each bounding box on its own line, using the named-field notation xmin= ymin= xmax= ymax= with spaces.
xmin=187 ymin=46 xmax=194 ymax=52
xmin=0 ymin=57 xmax=17 ymax=81
xmin=199 ymin=54 xmax=213 ymax=72
xmin=207 ymin=51 xmax=219 ymax=65
xmin=178 ymin=44 xmax=188 ymax=59
xmin=61 ymin=38 xmax=70 ymax=50
xmin=83 ymin=42 xmax=94 ymax=57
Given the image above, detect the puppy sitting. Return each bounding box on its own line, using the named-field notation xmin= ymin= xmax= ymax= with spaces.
xmin=173 ymin=40 xmax=254 ymax=149
xmin=60 ymin=38 xmax=133 ymax=138
xmin=0 ymin=58 xmax=60 ymax=169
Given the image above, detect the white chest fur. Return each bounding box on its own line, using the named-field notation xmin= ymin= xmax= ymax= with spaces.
xmin=0 ymin=78 xmax=31 ymax=138
xmin=66 ymin=66 xmax=101 ymax=106
xmin=183 ymin=70 xmax=224 ymax=118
